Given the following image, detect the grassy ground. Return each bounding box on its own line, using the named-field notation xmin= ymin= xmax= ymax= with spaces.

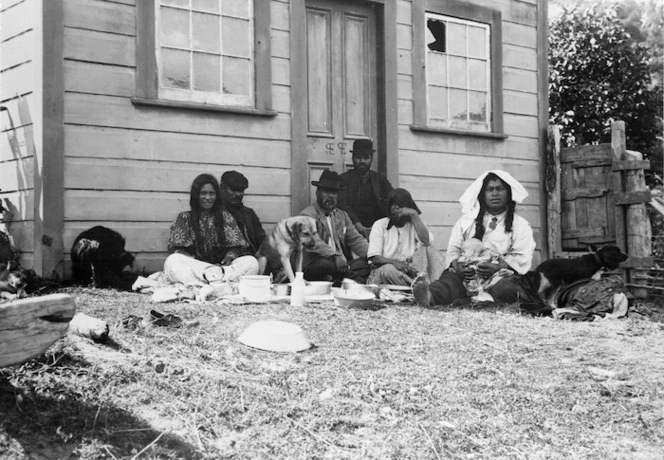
xmin=1 ymin=288 xmax=664 ymax=459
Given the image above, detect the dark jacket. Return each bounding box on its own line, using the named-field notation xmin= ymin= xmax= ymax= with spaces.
xmin=299 ymin=203 xmax=369 ymax=268
xmin=338 ymin=169 xmax=393 ymax=226
xmin=224 ymin=205 xmax=266 ymax=253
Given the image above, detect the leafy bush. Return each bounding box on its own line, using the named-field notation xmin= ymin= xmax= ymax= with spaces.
xmin=549 ymin=4 xmax=663 ymax=178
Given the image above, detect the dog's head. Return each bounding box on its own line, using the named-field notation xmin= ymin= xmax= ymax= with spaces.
xmin=6 ymin=268 xmax=26 ymax=290
xmin=290 ymin=217 xmax=318 ymax=249
xmin=592 ymin=244 xmax=628 ymax=270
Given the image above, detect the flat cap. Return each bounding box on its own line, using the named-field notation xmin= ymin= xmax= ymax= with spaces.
xmin=221 ymin=170 xmax=249 ymax=190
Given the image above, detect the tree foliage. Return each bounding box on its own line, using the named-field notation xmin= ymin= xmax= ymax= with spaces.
xmin=549 ymin=3 xmax=663 ymax=176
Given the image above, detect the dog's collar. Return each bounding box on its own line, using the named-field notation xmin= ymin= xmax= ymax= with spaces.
xmin=593 ymin=251 xmax=603 ymax=267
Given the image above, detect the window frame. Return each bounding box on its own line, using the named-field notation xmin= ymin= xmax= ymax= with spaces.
xmin=412 ymin=0 xmax=505 ymax=138
xmin=134 ymin=0 xmax=275 ymax=116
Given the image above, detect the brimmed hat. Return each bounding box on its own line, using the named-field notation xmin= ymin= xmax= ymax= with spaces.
xmin=311 ymin=170 xmax=342 ymax=191
xmin=221 ymin=170 xmax=248 ymax=190
xmin=350 ymin=139 xmax=374 ymax=156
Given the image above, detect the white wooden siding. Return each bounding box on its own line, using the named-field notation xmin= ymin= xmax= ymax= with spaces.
xmin=396 ymin=0 xmax=542 ymax=259
xmin=61 ymin=0 xmax=293 ymax=272
xmin=0 ymin=0 xmax=37 ymax=265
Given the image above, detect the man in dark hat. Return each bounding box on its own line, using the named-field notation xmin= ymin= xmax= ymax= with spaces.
xmin=299 ymin=170 xmax=370 ymax=284
xmin=220 ymin=170 xmax=266 ymax=252
xmin=338 ymin=139 xmax=393 ymax=239
xmin=366 ymin=188 xmax=444 ymax=286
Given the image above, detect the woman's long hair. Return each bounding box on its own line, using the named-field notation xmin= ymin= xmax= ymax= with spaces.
xmin=188 ymin=174 xmax=227 ymax=259
xmin=473 ymin=173 xmax=516 ymax=240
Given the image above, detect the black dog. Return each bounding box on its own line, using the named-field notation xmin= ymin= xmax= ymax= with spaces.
xmin=531 ymin=244 xmax=628 ymax=308
xmin=71 ymin=226 xmax=136 ymax=290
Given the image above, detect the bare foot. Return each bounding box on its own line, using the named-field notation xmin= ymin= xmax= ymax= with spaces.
xmin=411 ymin=272 xmax=431 ymax=307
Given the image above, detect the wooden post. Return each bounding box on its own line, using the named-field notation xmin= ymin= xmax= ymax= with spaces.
xmin=546 ymin=125 xmax=562 ymax=258
xmin=624 ymin=149 xmax=652 ymax=298
xmin=611 ymin=121 xmax=652 ymax=297
xmin=611 ymin=121 xmax=627 ymax=253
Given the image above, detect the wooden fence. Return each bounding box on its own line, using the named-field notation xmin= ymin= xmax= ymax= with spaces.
xmin=546 ymin=121 xmax=655 ymax=297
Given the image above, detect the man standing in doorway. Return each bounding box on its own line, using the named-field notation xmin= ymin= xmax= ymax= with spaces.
xmin=220 ymin=170 xmax=267 ymax=253
xmin=338 ymin=139 xmax=394 ymax=239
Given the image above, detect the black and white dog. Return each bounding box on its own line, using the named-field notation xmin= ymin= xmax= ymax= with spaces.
xmin=71 ymin=226 xmax=136 ymax=290
xmin=529 ymin=244 xmax=628 ymax=308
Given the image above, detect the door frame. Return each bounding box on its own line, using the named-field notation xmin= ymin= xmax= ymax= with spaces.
xmin=289 ymin=0 xmax=398 ymax=214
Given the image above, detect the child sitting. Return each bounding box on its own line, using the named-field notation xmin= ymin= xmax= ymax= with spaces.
xmin=456 ymin=238 xmax=511 ymax=302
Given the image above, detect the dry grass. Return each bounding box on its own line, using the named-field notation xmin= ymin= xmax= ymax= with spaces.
xmin=2 ymin=288 xmax=664 ymax=459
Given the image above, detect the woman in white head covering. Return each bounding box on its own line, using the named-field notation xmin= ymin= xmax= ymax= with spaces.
xmin=413 ymin=170 xmax=536 ymax=307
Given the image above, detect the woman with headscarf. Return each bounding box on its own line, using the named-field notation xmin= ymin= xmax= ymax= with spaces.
xmin=413 ymin=170 xmax=536 ymax=306
xmin=367 ymin=188 xmax=445 ymax=286
xmin=164 ymin=174 xmax=259 ymax=285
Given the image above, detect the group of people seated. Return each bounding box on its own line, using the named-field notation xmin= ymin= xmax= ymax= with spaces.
xmin=163 ymin=138 xmax=536 ymax=307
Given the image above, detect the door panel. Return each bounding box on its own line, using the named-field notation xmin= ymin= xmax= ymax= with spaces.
xmin=306 ymin=9 xmax=332 ymax=135
xmin=304 ymin=0 xmax=377 ymax=202
xmin=344 ymin=14 xmax=372 ymax=138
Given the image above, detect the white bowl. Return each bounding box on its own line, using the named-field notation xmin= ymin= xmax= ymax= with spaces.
xmin=304 ymin=281 xmax=332 ymax=296
xmin=290 ymin=280 xmax=333 ymax=296
xmin=238 ymin=275 xmax=271 ymax=302
xmin=333 ymin=289 xmax=375 ymax=308
xmin=345 ymin=283 xmax=381 ymax=297
xmin=238 ymin=320 xmax=311 ymax=353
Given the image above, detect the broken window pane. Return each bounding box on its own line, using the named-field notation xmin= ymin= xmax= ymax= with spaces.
xmin=427 ymin=18 xmax=446 ymax=52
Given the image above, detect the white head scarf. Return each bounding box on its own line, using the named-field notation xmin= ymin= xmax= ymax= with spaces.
xmin=458 ymin=170 xmax=528 ymax=216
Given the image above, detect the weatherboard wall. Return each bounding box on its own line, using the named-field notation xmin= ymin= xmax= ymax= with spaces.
xmin=1 ymin=0 xmax=38 ymax=270
xmin=2 ymin=0 xmax=545 ymax=276
xmin=60 ymin=0 xmax=292 ymax=275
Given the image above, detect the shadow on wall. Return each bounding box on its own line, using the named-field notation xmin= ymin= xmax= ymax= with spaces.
xmin=1 ymin=96 xmax=41 ymax=267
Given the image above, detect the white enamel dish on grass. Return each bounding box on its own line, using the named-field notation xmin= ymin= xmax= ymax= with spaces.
xmin=238 ymin=320 xmax=311 ymax=353
xmin=238 ymin=275 xmax=272 ymax=302
xmin=332 ymin=289 xmax=376 ymax=308
xmin=288 ymin=281 xmax=333 ymax=296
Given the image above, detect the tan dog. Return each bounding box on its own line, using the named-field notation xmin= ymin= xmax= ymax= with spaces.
xmin=255 ymin=216 xmax=318 ymax=282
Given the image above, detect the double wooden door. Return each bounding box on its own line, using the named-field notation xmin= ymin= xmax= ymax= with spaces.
xmin=303 ymin=0 xmax=378 ymax=204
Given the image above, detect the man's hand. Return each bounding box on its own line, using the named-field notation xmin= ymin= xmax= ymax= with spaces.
xmin=221 ymin=253 xmax=237 ymax=266
xmin=476 ymin=262 xmax=500 ymax=279
xmin=393 ymin=207 xmax=418 ymax=221
xmin=334 ymin=255 xmax=349 ymax=274
xmin=451 ymin=259 xmax=475 ymax=281
xmin=394 ymin=260 xmax=418 ymax=277
xmin=354 ymin=222 xmax=371 ymax=239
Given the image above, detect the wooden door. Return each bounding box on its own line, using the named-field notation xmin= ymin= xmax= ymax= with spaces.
xmin=560 ymin=144 xmax=616 ymax=250
xmin=303 ymin=0 xmax=377 ymax=204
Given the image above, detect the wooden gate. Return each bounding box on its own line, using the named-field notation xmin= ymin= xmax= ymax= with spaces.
xmin=546 ymin=121 xmax=654 ymax=296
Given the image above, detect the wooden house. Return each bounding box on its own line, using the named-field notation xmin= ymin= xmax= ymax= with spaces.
xmin=0 ymin=0 xmax=548 ymax=278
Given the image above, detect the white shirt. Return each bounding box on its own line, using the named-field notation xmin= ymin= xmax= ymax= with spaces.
xmin=324 ymin=215 xmax=336 ymax=250
xmin=368 ymin=217 xmax=434 ymax=261
xmin=444 ymin=211 xmax=535 ymax=274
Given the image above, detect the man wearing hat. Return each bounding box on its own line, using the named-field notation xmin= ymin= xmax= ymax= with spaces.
xmin=299 ymin=170 xmax=370 ymax=284
xmin=338 ymin=139 xmax=393 ymax=239
xmin=220 ymin=170 xmax=266 ymax=252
